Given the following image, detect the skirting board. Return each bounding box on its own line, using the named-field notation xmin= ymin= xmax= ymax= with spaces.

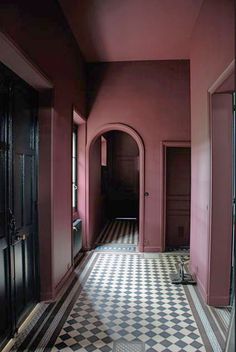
xmin=144 ymin=246 xmax=162 ymax=253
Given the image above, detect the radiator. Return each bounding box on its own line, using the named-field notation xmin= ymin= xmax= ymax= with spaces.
xmin=73 ymin=219 xmax=82 ymax=258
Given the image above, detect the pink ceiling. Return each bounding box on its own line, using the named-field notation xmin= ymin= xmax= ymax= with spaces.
xmin=59 ymin=0 xmax=204 ymax=62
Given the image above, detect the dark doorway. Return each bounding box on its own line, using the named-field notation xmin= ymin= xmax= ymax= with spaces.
xmin=93 ymin=131 xmax=140 ymax=248
xmin=103 ymin=131 xmax=139 ymax=219
xmin=165 ymin=147 xmax=191 ymax=250
xmin=0 ymin=63 xmax=39 ymax=347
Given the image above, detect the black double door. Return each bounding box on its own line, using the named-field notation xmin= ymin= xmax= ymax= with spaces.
xmin=0 ymin=63 xmax=39 ymax=348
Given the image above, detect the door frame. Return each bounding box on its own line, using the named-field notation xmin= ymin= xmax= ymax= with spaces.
xmin=160 ymin=141 xmax=191 ymax=252
xmin=9 ymin=76 xmax=40 ymax=330
xmin=0 ymin=31 xmax=54 ymax=304
xmin=0 ymin=60 xmax=41 ymax=348
xmin=86 ymin=123 xmax=145 ymax=252
xmin=207 ymin=60 xmax=235 ymax=305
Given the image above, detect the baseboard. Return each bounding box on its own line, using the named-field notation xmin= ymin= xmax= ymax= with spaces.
xmin=83 ymin=246 xmax=92 ymax=251
xmin=73 ymin=250 xmax=86 ymax=267
xmin=144 ymin=246 xmax=162 ymax=253
xmin=207 ymin=295 xmax=230 ymax=307
xmin=40 ymin=290 xmax=54 ymax=302
xmin=195 ymin=275 xmax=208 ymax=303
xmin=189 ymin=267 xmax=230 ymax=307
xmin=54 ymin=266 xmax=76 ymax=300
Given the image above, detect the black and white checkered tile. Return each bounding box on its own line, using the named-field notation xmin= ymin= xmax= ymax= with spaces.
xmin=53 ymin=253 xmax=205 ymax=352
xmin=96 ymin=220 xmax=138 ymax=246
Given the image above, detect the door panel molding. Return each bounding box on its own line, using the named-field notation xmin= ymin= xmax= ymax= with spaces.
xmin=160 ymin=141 xmax=191 ymax=251
xmin=0 ymin=62 xmax=39 ymax=347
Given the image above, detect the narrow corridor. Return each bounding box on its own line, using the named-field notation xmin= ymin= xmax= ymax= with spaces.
xmin=0 ymin=2 xmax=234 ymax=351
xmin=8 ymin=250 xmax=230 ymax=352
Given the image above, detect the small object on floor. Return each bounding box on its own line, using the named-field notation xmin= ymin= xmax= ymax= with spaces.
xmin=113 ymin=339 xmax=145 ymax=352
xmin=170 ymin=257 xmax=197 ymax=285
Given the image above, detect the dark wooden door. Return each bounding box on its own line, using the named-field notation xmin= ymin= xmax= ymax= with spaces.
xmin=0 ymin=68 xmax=12 ymax=348
xmin=112 ymin=156 xmax=139 ymax=218
xmin=0 ymin=63 xmax=38 ymax=347
xmin=106 ymin=131 xmax=139 ymax=219
xmin=165 ymin=147 xmax=191 ymax=249
xmin=11 ymin=79 xmax=38 ymax=326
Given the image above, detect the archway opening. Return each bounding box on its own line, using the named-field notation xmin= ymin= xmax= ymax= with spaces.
xmin=86 ymin=124 xmax=145 ymax=252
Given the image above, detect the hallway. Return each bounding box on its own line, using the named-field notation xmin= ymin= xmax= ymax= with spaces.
xmin=8 ymin=251 xmax=230 ymax=352
xmin=95 ymin=219 xmax=139 ymax=251
xmin=0 ymin=0 xmax=234 ymax=351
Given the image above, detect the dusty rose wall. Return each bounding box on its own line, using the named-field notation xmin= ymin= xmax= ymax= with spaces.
xmin=210 ymin=94 xmax=233 ymax=305
xmin=0 ymin=0 xmax=86 ymax=299
xmin=87 ymin=61 xmax=191 ymax=251
xmin=190 ymin=0 xmax=234 ymax=305
xmin=89 ymin=138 xmax=104 ymax=246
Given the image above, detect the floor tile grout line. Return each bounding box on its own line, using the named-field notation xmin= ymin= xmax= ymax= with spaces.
xmin=9 ymin=303 xmax=51 ymax=352
xmin=24 ymin=252 xmax=94 ymax=352
xmin=11 ymin=251 xmax=230 ymax=352
xmin=188 ymin=285 xmax=223 ymax=352
xmin=30 ymin=253 xmax=99 ymax=352
xmin=183 ymin=284 xmax=214 ymax=352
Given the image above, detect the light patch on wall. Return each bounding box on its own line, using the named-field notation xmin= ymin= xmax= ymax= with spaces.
xmin=101 ymin=136 xmax=107 ymax=166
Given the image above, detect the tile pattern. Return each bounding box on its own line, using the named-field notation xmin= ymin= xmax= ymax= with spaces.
xmin=184 ymin=284 xmax=231 ymax=352
xmin=9 ymin=302 xmax=52 ymax=352
xmin=113 ymin=339 xmax=145 ymax=352
xmin=95 ymin=244 xmax=137 ymax=252
xmin=96 ymin=219 xmax=138 ymax=246
xmin=53 ymin=253 xmax=205 ymax=352
xmin=8 ymin=252 xmax=231 ymax=352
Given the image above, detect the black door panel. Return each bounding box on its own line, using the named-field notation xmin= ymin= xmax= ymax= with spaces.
xmin=0 ymin=239 xmax=11 ymax=345
xmin=0 ymin=63 xmax=39 ymax=348
xmin=0 ymin=69 xmax=12 ymax=347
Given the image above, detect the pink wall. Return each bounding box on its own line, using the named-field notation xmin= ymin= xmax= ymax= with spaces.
xmin=210 ymin=94 xmax=233 ymax=305
xmin=89 ymin=138 xmax=105 ymax=246
xmin=87 ymin=61 xmax=191 ymax=251
xmin=59 ymin=0 xmax=203 ymax=62
xmin=190 ymin=0 xmax=234 ymax=305
xmin=0 ymin=0 xmax=86 ymax=299
xmin=101 ymin=136 xmax=107 ymax=166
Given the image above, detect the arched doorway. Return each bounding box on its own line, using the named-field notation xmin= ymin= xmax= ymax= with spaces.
xmin=86 ymin=123 xmax=145 ymax=252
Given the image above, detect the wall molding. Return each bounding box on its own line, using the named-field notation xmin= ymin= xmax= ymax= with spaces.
xmin=0 ymin=31 xmax=53 ymax=90
xmin=144 ymin=246 xmax=162 ymax=253
xmin=208 ymin=60 xmax=235 ymax=94
xmin=160 ymin=140 xmax=191 ymax=252
xmin=207 ymin=61 xmax=235 ymax=306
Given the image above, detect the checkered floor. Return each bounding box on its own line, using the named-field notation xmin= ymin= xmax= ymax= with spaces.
xmin=96 ymin=219 xmax=138 ymax=246
xmin=53 ymin=253 xmax=205 ymax=352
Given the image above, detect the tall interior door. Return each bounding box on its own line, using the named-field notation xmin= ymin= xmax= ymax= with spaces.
xmin=106 ymin=131 xmax=139 ymax=219
xmin=230 ymin=92 xmax=235 ymax=304
xmin=165 ymin=146 xmax=191 ymax=250
xmin=0 ymin=63 xmax=39 ymax=347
